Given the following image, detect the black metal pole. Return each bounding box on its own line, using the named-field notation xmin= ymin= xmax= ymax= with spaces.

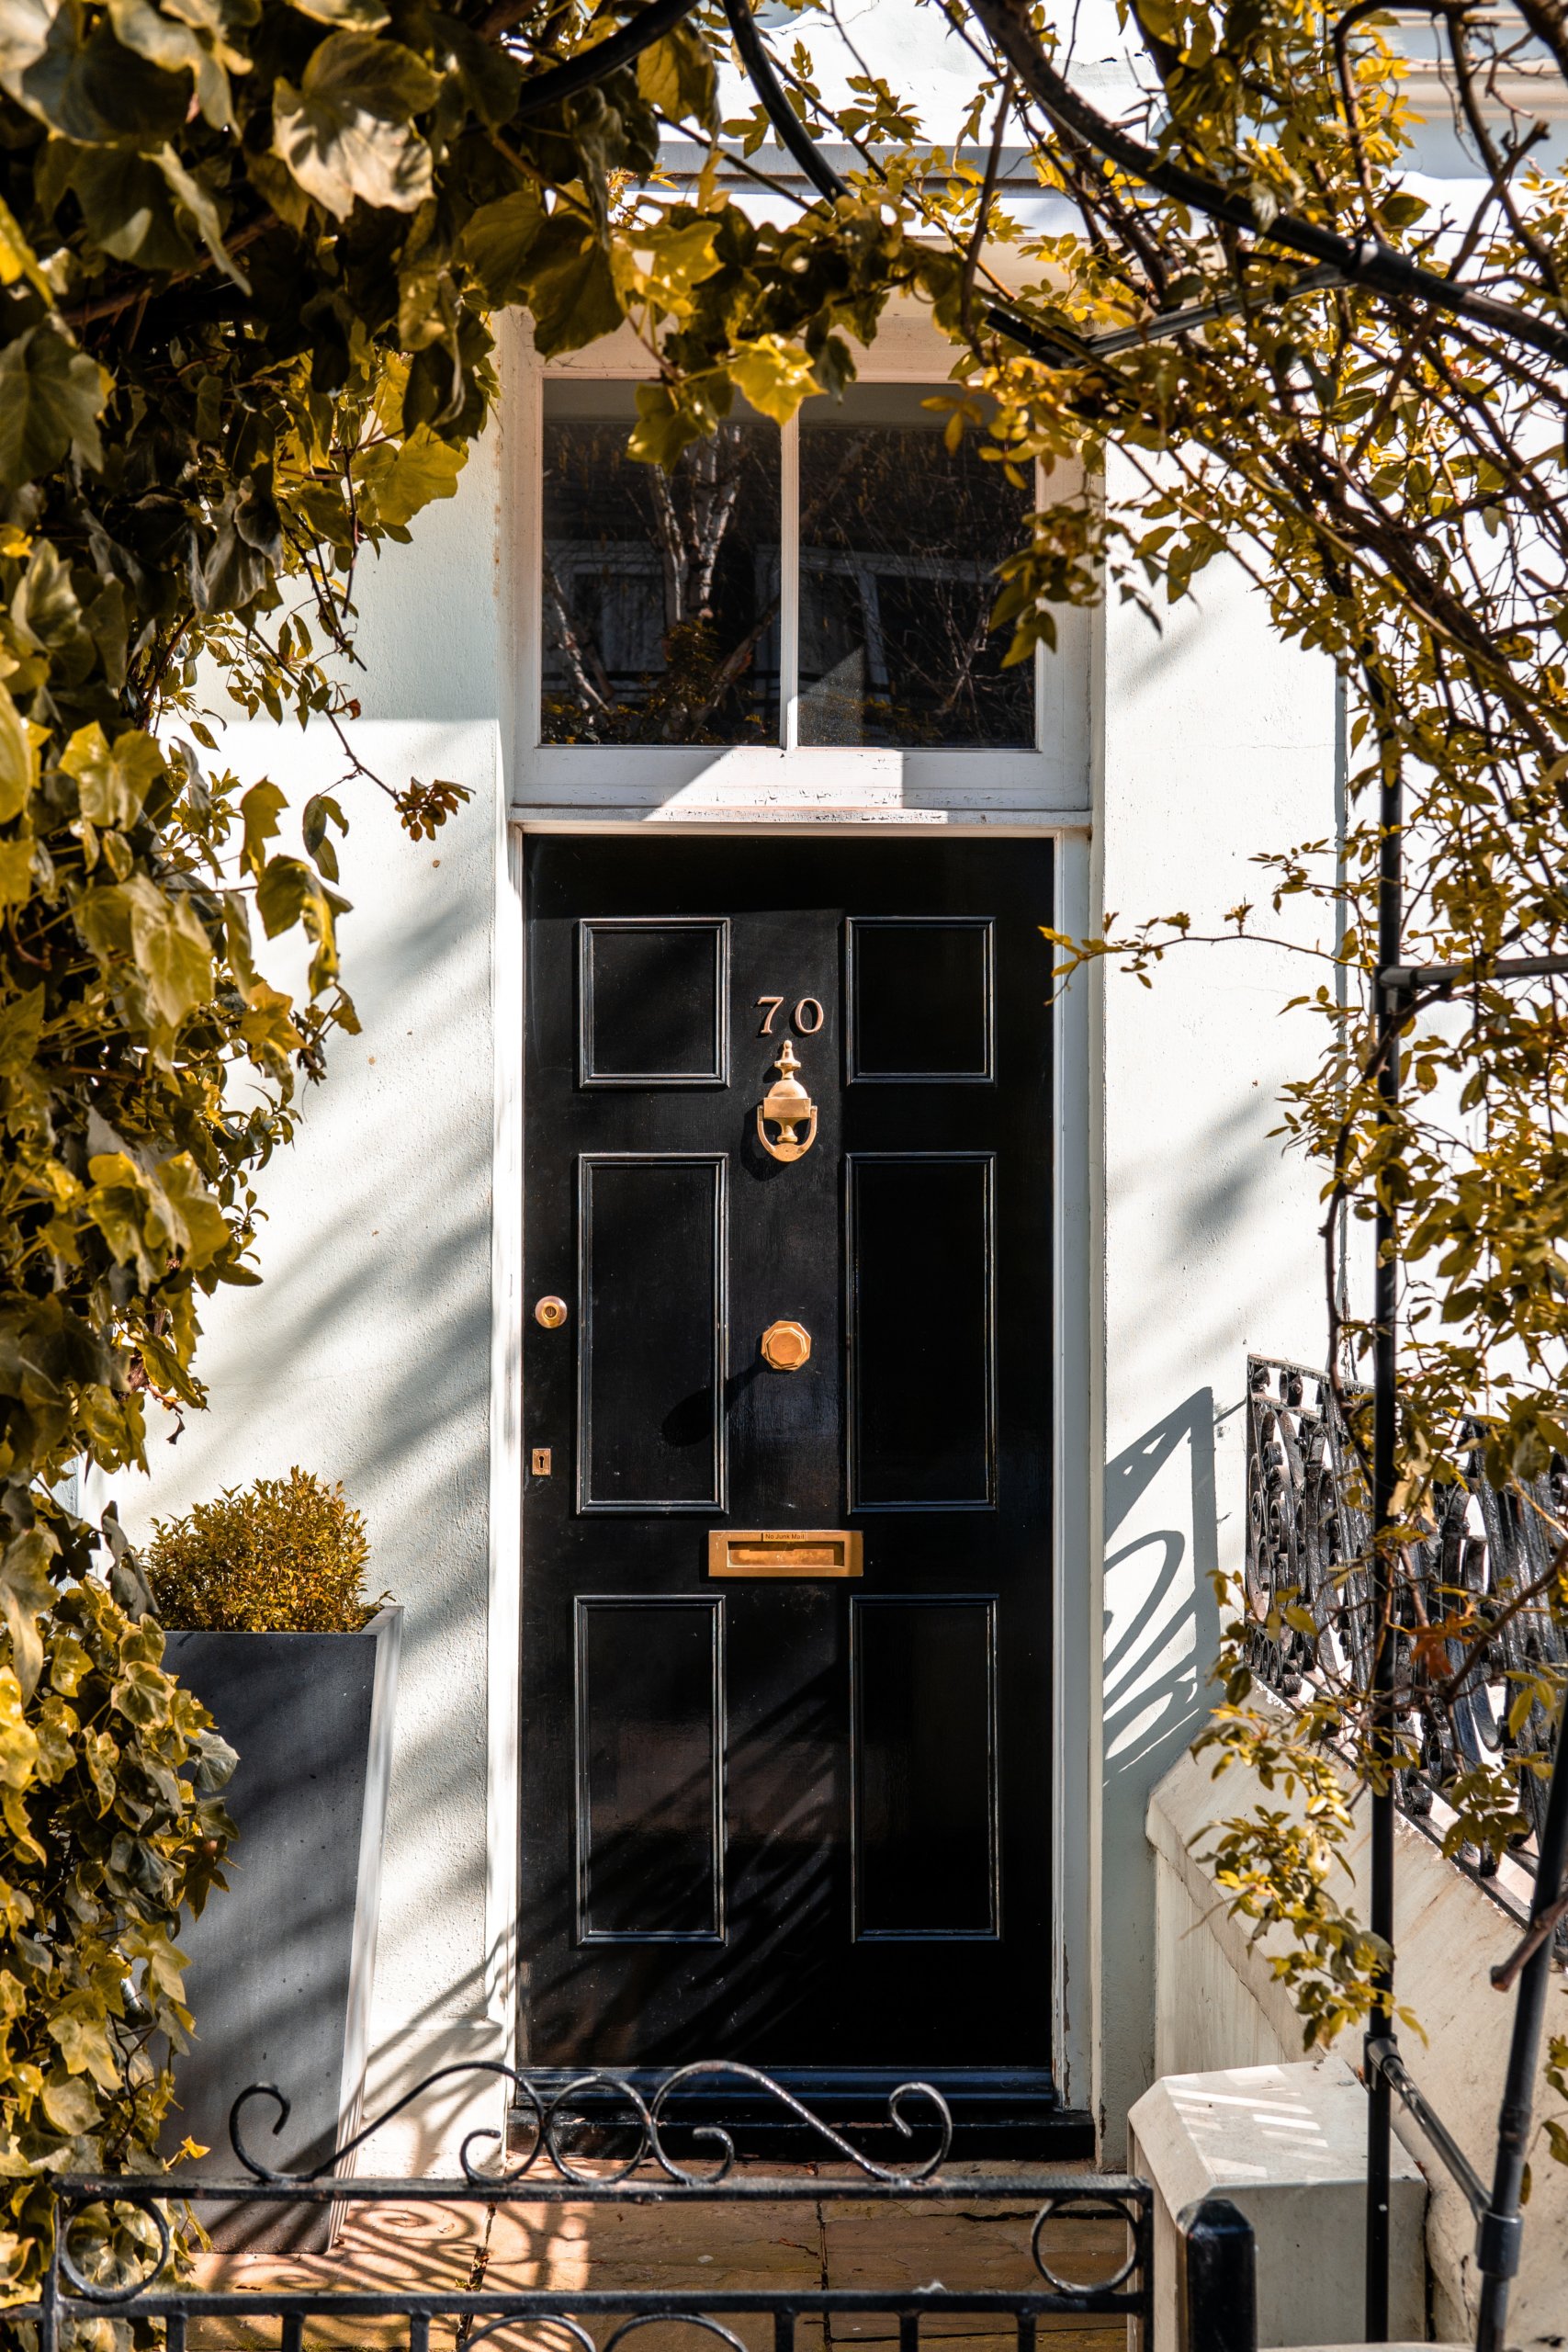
xmin=1177 ymin=2197 xmax=1258 ymax=2352
xmin=1366 ymin=749 xmax=1404 ymax=2342
xmin=1474 ymin=1681 xmax=1568 ymax=2352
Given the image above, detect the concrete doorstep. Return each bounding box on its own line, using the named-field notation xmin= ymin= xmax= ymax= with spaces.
xmin=186 ymin=2162 xmax=1129 ymax=2352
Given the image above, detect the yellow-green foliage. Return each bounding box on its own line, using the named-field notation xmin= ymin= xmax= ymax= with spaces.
xmin=0 ymin=1518 xmax=235 ymax=2311
xmin=146 ymin=1470 xmax=378 ymax=1634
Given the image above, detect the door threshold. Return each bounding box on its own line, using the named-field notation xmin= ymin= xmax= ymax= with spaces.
xmin=509 ymin=2067 xmax=1095 ymax=2162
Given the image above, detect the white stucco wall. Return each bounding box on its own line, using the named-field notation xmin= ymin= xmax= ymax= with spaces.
xmin=1092 ymin=462 xmax=1334 ymax=2148
xmin=105 ymin=418 xmax=518 ymax=2172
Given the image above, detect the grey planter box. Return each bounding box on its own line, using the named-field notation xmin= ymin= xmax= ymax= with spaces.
xmin=163 ymin=1605 xmax=401 ymax=2251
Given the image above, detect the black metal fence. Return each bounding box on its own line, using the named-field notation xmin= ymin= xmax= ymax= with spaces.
xmin=1245 ymin=1353 xmax=1568 ymax=2350
xmin=21 ymin=2065 xmax=1256 ymax=2352
xmin=1245 ymin=1351 xmax=1567 ymax=1900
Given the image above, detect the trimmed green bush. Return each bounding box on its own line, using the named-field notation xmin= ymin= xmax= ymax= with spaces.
xmin=146 ymin=1470 xmax=381 ymax=1634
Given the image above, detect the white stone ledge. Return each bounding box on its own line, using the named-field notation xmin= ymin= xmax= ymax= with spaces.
xmin=1147 ymin=1732 xmax=1568 ymax=2350
xmin=1129 ymin=2054 xmax=1426 ymax=2352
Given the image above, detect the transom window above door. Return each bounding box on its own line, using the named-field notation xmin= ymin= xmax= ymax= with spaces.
xmin=540 ymin=381 xmax=1036 ymax=752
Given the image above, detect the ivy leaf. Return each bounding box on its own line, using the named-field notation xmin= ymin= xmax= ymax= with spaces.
xmin=615 ymin=215 xmax=722 ymax=319
xmin=0 ymin=833 xmax=40 ymax=906
xmin=3 ymin=0 xmax=188 ymax=141
xmin=288 ymin=0 xmax=389 ymax=24
xmin=0 ymin=1669 xmax=38 ymax=1795
xmin=272 ymin=33 xmax=441 ymax=220
xmin=239 ymin=777 xmax=287 ymax=877
xmin=40 ymin=2073 xmax=100 ymax=2135
xmin=726 ymin=334 xmax=820 ymax=424
xmin=0 ymin=190 xmax=49 ymax=294
xmin=353 ymin=424 xmax=465 ymax=528
xmin=156 ymin=1152 xmax=231 ymax=1268
xmin=301 ymin=789 xmax=346 ymax=880
xmin=255 ymin=855 xmax=346 ymax=990
xmin=458 ymin=187 xmax=543 ymax=306
xmin=107 ymin=0 xmax=232 ymax=128
xmin=155 ymin=144 xmax=251 ymax=289
xmin=190 ymin=1727 xmax=239 ymax=1792
xmin=0 ymin=987 xmax=43 ymax=1072
xmin=0 ymin=0 xmax=56 ymax=85
xmin=0 ymin=323 xmax=107 ymax=492
xmin=626 ymin=382 xmax=705 ymax=469
xmin=48 ymin=2002 xmax=120 ymax=2088
xmin=237 ymin=978 xmax=300 ymax=1054
xmin=637 ymin=22 xmax=715 ymax=126
xmin=133 ymin=889 xmax=216 ymax=1029
xmin=75 ymin=875 xmax=215 ymax=1032
xmin=525 ymin=210 xmax=624 ymax=357
xmin=85 ymin=1153 xmax=161 ymax=1285
xmin=192 ymin=486 xmax=272 ymax=612
xmin=0 ymin=681 xmax=36 ymax=823
xmin=61 ymin=722 xmax=164 ymax=831
xmin=440 ymin=15 xmax=517 ymax=125
xmin=13 ymin=536 xmax=88 ymax=664
xmin=0 ymin=1532 xmax=54 ymax=1704
xmin=254 ymin=851 xmax=321 ymax=935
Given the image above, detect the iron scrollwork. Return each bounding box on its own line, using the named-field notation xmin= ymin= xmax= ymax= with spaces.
xmin=25 ymin=2061 xmax=1155 ymax=2347
xmin=1245 ymin=1353 xmax=1567 ymax=1890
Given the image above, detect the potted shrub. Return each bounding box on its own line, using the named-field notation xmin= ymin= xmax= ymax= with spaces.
xmin=147 ymin=1468 xmax=400 ymax=2251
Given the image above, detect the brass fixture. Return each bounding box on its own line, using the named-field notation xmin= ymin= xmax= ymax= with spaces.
xmin=534 ymin=1295 xmax=569 ymax=1329
xmin=757 ymin=1039 xmax=818 ymax=1163
xmin=707 ymin=1529 xmax=863 ymax=1578
xmin=760 ymin=1319 xmax=812 ymax=1372
xmin=530 ymin=1448 xmax=553 ymax=1476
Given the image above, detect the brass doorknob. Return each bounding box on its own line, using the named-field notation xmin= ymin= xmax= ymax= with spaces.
xmin=761 ymin=1319 xmax=812 ymax=1372
xmin=535 ymin=1295 xmax=569 ymax=1329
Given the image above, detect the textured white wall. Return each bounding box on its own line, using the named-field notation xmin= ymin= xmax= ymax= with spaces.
xmin=112 ymin=416 xmax=515 ymax=2172
xmin=1095 ymin=453 xmax=1334 ymax=2148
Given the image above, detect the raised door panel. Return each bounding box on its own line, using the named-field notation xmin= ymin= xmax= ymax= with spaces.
xmin=577 ymin=1154 xmax=728 ymax=1510
xmin=575 ymin=1597 xmax=725 ymax=1941
xmin=845 ymin=917 xmax=996 ymax=1082
xmin=851 ymin=1595 xmax=999 ymax=1939
xmin=846 ymin=1153 xmax=997 ymax=1510
xmin=579 ymin=918 xmax=730 ymax=1087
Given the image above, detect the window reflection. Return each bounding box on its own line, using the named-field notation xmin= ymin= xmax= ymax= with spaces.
xmin=542 ymin=381 xmax=780 ymax=745
xmin=797 ymin=386 xmax=1033 ymax=749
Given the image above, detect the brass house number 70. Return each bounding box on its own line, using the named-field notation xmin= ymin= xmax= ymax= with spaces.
xmin=756 ymin=996 xmax=825 ymax=1036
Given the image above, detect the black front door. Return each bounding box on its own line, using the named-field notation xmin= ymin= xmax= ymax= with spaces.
xmin=520 ymin=835 xmax=1067 ymax=2132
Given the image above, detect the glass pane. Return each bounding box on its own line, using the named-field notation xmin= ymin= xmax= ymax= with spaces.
xmin=542 ymin=380 xmax=780 ymax=745
xmin=797 ymin=385 xmax=1033 ymax=749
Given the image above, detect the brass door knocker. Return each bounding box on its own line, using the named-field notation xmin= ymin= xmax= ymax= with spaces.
xmin=757 ymin=1039 xmax=818 ymax=1163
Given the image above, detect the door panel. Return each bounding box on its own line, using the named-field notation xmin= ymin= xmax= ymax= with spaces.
xmin=577 ymin=1155 xmax=727 ymax=1510
xmin=846 ymin=916 xmax=995 ymax=1081
xmin=847 ymin=1153 xmax=996 ymax=1510
xmin=852 ymin=1595 xmax=998 ymax=1939
xmin=579 ymin=918 xmax=729 ymax=1087
xmin=522 ymin=836 xmax=1060 ymax=2114
xmin=575 ymin=1597 xmax=724 ymax=1941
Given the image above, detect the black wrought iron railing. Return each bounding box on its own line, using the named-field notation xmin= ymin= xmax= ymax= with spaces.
xmin=1245 ymin=1352 xmax=1568 ymax=1901
xmin=1246 ymin=1353 xmax=1568 ymax=2352
xmin=21 ymin=2064 xmax=1256 ymax=2352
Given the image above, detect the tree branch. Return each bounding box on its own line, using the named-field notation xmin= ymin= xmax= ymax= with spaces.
xmin=965 ymin=0 xmax=1568 ymax=366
